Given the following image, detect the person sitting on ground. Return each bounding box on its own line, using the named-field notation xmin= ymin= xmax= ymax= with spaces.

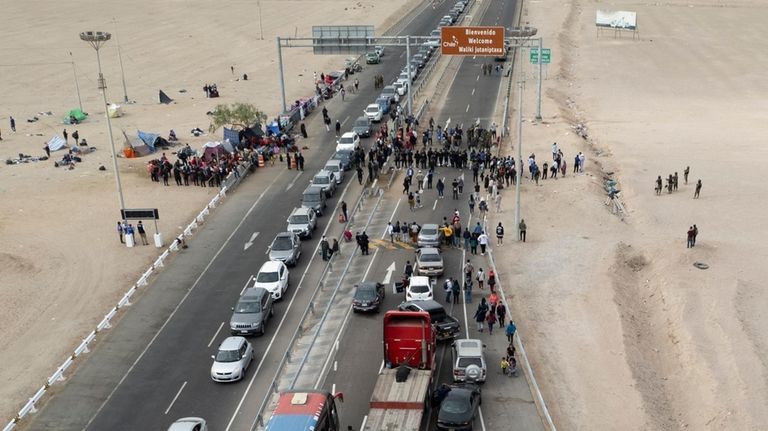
xmin=169 ymin=129 xmax=178 ymax=141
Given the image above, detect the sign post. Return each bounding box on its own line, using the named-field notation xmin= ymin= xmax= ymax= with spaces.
xmin=440 ymin=26 xmax=505 ymax=56
xmin=121 ymin=208 xmax=162 ymax=247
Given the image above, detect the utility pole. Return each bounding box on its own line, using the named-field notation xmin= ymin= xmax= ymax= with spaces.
xmin=113 ymin=19 xmax=129 ymax=103
xmin=69 ymin=52 xmax=83 ymax=111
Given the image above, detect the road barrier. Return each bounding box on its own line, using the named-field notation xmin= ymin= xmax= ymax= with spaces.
xmin=5 ymin=160 xmax=254 ymax=431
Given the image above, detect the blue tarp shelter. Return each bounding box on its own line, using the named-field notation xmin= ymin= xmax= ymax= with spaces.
xmin=137 ymin=130 xmax=159 ymax=152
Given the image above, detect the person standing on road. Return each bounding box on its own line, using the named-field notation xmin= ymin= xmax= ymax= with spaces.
xmin=486 ymin=310 xmax=497 ymax=335
xmin=401 ymin=221 xmax=409 ymax=243
xmin=387 ymin=222 xmax=395 ymax=243
xmin=694 ymin=179 xmax=702 ymax=198
xmin=463 ymin=229 xmax=471 ymax=251
xmin=519 ymin=219 xmax=527 ymax=242
xmin=357 ymin=165 xmax=364 ymax=185
xmin=10 ymin=116 xmax=16 ymax=132
xmin=506 ymin=321 xmax=517 ymax=343
xmin=404 ymin=260 xmax=414 ymax=278
xmin=487 ymin=269 xmax=496 ymax=293
xmin=452 ymin=278 xmax=460 ymax=304
xmin=684 ymin=166 xmax=690 ymax=184
xmin=436 ymin=178 xmax=445 ymax=198
xmin=478 ymin=232 xmax=489 ymax=255
xmin=341 ymin=201 xmax=348 ymax=222
xmin=693 ymin=224 xmax=699 ymax=246
xmin=476 ymin=268 xmax=485 ymax=290
xmin=137 ymin=221 xmax=149 ymax=245
xmin=496 ymin=301 xmax=507 ymax=328
xmin=117 ymin=221 xmax=125 ymax=244
xmin=444 ymin=278 xmax=453 ymax=302
xmin=496 ymin=222 xmax=504 ymax=246
xmin=464 ymin=271 xmax=473 ymax=303
xmin=474 ymin=299 xmax=489 ymax=332
xmin=361 ymin=231 xmax=370 ymax=255
xmin=321 ymin=236 xmax=330 ymax=260
xmin=687 ymin=226 xmax=695 ymax=248
xmin=468 ymin=194 xmax=475 ymax=214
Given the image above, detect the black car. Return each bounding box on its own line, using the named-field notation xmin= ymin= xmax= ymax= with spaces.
xmin=437 ymin=383 xmax=481 ymax=431
xmin=352 ymin=282 xmax=385 ymax=312
xmin=331 ymin=150 xmax=354 ymax=171
xmin=397 ymin=299 xmax=460 ymax=341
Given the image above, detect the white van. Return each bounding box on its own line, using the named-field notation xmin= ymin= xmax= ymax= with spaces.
xmin=452 ymin=338 xmax=487 ymax=383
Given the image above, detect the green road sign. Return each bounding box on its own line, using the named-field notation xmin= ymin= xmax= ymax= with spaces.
xmin=530 ymin=48 xmax=551 ymax=64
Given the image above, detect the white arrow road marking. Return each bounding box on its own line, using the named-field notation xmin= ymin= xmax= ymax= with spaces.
xmin=382 ymin=262 xmax=396 ymax=285
xmin=244 ymin=232 xmax=260 ymax=251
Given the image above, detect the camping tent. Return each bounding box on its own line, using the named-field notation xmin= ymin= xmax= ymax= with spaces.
xmin=122 ymin=130 xmax=154 ymax=158
xmin=223 ymin=127 xmax=241 ymax=145
xmin=108 ymin=104 xmax=123 ymax=118
xmin=159 ymin=90 xmax=173 ymax=104
xmin=47 ymin=135 xmax=67 ymax=152
xmin=202 ymin=140 xmax=234 ymax=162
xmin=137 ymin=130 xmax=160 ymax=151
xmin=66 ymin=108 xmax=88 ymax=123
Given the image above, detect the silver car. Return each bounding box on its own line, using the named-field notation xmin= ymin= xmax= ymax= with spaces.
xmin=286 ymin=207 xmax=317 ymax=239
xmin=415 ymin=247 xmax=444 ymax=276
xmin=230 ymin=287 xmax=274 ymax=336
xmin=312 ymin=170 xmax=337 ymax=198
xmin=417 ymin=223 xmax=443 ymax=248
xmin=268 ymin=232 xmax=301 ymax=266
xmin=210 ymin=336 xmax=254 ymax=382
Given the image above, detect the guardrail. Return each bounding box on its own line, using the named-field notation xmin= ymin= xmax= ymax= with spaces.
xmin=249 ymin=177 xmax=375 ymax=431
xmin=4 ymin=159 xmax=253 ymax=431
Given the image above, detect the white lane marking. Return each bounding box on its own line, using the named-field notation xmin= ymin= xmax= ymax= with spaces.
xmin=361 ymin=415 xmax=369 ymax=431
xmin=473 ymin=55 xmax=476 ymax=60
xmin=285 ymin=171 xmax=303 ymax=191
xmin=476 ymin=75 xmax=480 ymax=81
xmin=208 ymin=322 xmax=226 ymax=348
xmin=332 ymin=383 xmax=336 ymax=395
xmin=334 ymin=361 xmax=337 ymax=372
xmin=378 ymin=359 xmax=385 ymax=373
xmin=472 ymin=88 xmax=475 ymax=95
xmin=240 ymin=275 xmax=254 ymax=296
xmin=244 ymin=231 xmax=260 ymax=251
xmin=341 ymin=115 xmax=350 ymax=127
xmin=432 ymin=199 xmax=438 ymax=211
xmin=478 ymin=406 xmax=487 ymax=430
xmin=164 ymin=381 xmax=187 ymax=415
xmin=84 ymin=169 xmax=286 ymax=430
xmin=466 ymin=104 xmax=470 ymax=112
xmin=227 ymin=171 xmax=358 ymax=430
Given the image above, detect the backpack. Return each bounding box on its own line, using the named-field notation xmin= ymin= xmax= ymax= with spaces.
xmin=496 ymin=226 xmax=504 ymax=236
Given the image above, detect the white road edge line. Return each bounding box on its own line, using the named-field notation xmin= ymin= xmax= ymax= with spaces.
xmin=227 ymin=174 xmax=358 ymax=430
xmin=466 ymin=104 xmax=470 ymax=113
xmin=84 ymin=170 xmax=286 ymax=430
xmin=207 ymin=322 xmax=226 ymax=348
xmin=164 ymin=381 xmax=187 ymax=415
xmin=472 ymin=88 xmax=475 ymax=95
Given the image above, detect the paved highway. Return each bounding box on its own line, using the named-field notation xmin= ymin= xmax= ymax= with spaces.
xmin=26 ymin=2 xmax=460 ymax=430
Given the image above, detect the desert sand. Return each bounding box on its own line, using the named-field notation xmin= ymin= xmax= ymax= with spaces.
xmin=493 ymin=0 xmax=768 ymax=429
xmin=0 ymin=0 xmax=418 ymax=421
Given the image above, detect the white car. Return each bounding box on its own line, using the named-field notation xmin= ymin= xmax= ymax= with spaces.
xmin=210 ymin=336 xmax=254 ymax=382
xmin=168 ymin=417 xmax=208 ymax=431
xmin=253 ymin=260 xmax=289 ymax=300
xmin=393 ymin=81 xmax=408 ymax=96
xmin=336 ymin=131 xmax=361 ymax=152
xmin=406 ymin=275 xmax=434 ymax=301
xmin=365 ymin=104 xmax=383 ymax=122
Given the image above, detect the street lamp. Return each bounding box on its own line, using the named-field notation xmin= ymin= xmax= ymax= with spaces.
xmin=79 ymin=31 xmax=127 ymax=221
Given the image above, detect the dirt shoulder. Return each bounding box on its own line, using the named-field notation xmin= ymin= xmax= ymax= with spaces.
xmin=492 ymin=0 xmax=768 ymax=429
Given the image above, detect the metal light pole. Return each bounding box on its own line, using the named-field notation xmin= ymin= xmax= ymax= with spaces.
xmin=406 ymin=35 xmax=413 ymax=115
xmin=535 ymin=37 xmax=543 ymax=120
xmin=80 ymin=31 xmax=126 ymax=220
xmin=69 ymin=52 xmax=83 ymax=111
xmin=276 ymin=36 xmax=287 ymax=113
xmin=515 ymin=80 xmax=523 ymax=240
xmin=112 ymin=21 xmax=130 ymax=103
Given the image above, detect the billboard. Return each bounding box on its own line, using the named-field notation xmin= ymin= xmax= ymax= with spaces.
xmin=596 ymin=10 xmax=637 ymax=30
xmin=441 ymin=26 xmax=505 ymax=56
xmin=312 ymin=25 xmax=374 ymax=55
